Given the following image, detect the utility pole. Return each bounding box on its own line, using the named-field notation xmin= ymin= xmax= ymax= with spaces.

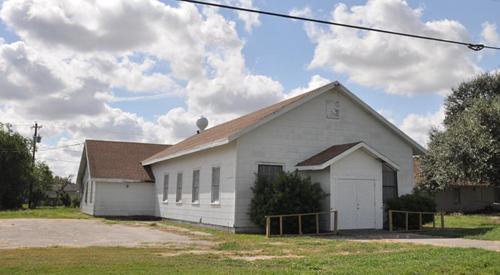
xmin=28 ymin=122 xmax=42 ymax=209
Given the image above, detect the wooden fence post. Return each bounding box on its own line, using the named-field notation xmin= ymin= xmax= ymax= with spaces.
xmin=315 ymin=213 xmax=320 ymax=234
xmin=266 ymin=216 xmax=270 ymax=238
xmin=405 ymin=211 xmax=409 ymax=232
xmin=419 ymin=212 xmax=422 ymax=230
xmin=440 ymin=212 xmax=444 ymax=229
xmin=298 ymin=215 xmax=303 ymax=235
xmin=389 ymin=210 xmax=393 ymax=232
xmin=279 ymin=216 xmax=283 ymax=236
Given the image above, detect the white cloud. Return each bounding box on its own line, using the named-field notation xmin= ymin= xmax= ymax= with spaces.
xmin=231 ymin=0 xmax=261 ymax=32
xmin=0 ymin=0 xmax=280 ymax=176
xmin=289 ymin=7 xmax=312 ymax=18
xmin=303 ymin=0 xmax=481 ymax=95
xmin=400 ymin=106 xmax=445 ymax=146
xmin=481 ymin=21 xmax=500 ymax=47
xmin=376 ymin=109 xmax=397 ymax=124
xmin=286 ymin=74 xmax=330 ymax=98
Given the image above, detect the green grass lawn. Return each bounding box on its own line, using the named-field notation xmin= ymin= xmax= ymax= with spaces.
xmin=1 ymin=236 xmax=499 ymax=274
xmin=0 ymin=207 xmax=90 ymax=219
xmin=423 ymin=214 xmax=500 ymax=241
xmin=0 ymin=209 xmax=499 ymax=274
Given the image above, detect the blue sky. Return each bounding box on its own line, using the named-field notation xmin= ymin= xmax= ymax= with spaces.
xmin=0 ymin=0 xmax=498 ymax=175
xmin=112 ymin=0 xmax=499 ymax=123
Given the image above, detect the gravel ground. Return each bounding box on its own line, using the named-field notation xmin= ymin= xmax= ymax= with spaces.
xmin=0 ymin=219 xmax=210 ymax=249
xmin=331 ymin=230 xmax=500 ymax=252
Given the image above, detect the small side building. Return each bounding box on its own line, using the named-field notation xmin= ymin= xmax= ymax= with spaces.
xmin=414 ymin=158 xmax=500 ymax=212
xmin=76 ymin=140 xmax=169 ymax=216
xmin=434 ymin=185 xmax=500 ymax=212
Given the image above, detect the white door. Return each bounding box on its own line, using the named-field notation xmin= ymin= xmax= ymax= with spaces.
xmin=335 ymin=178 xmax=376 ymax=230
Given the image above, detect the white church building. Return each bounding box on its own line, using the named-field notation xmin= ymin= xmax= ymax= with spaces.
xmin=77 ymin=82 xmax=425 ymax=232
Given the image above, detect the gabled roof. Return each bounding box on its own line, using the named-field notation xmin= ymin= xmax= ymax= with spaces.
xmin=81 ymin=140 xmax=169 ymax=182
xmin=296 ymin=142 xmax=361 ymax=167
xmin=143 ymin=82 xmax=426 ymax=165
xmin=296 ymin=141 xmax=400 ymax=171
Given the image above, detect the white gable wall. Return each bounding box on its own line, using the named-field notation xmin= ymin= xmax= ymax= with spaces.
xmin=93 ymin=181 xmax=155 ymax=216
xmin=80 ymin=166 xmax=94 ymax=215
xmin=151 ymin=142 xmax=237 ymax=228
xmin=330 ymin=149 xmax=383 ymax=229
xmin=235 ymin=88 xmax=414 ymax=229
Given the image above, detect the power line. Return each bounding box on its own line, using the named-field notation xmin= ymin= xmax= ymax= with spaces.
xmin=176 ymin=0 xmax=500 ymax=51
xmin=0 ymin=143 xmax=83 ymax=153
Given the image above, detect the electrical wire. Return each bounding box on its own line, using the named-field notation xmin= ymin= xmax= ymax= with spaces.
xmin=176 ymin=0 xmax=500 ymax=51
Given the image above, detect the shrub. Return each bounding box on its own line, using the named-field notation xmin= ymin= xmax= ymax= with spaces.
xmin=59 ymin=193 xmax=72 ymax=207
xmin=71 ymin=197 xmax=81 ymax=208
xmin=386 ymin=192 xmax=437 ymax=230
xmin=248 ymin=170 xmax=327 ymax=233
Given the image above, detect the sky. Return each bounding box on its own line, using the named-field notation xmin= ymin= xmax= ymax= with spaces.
xmin=0 ymin=0 xmax=499 ymax=177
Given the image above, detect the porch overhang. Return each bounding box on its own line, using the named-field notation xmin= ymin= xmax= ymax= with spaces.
xmin=295 ymin=141 xmax=400 ymax=171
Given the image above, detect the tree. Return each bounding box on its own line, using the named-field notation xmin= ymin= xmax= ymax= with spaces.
xmin=0 ymin=125 xmax=33 ymax=210
xmin=53 ymin=175 xmax=73 ymax=207
xmin=444 ymin=73 xmax=500 ymax=125
xmin=31 ymin=162 xmax=54 ymax=208
xmin=420 ymin=73 xmax=500 ymax=191
xmin=249 ymin=170 xmax=327 ymax=230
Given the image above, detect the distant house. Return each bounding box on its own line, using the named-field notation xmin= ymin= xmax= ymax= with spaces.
xmin=45 ymin=183 xmax=80 ymax=206
xmin=414 ymin=158 xmax=500 ymax=212
xmin=77 ymin=82 xmax=425 ymax=231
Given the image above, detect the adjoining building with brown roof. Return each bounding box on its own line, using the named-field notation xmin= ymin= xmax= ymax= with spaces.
xmin=77 ymin=82 xmax=426 ymax=231
xmin=413 ymin=158 xmax=500 ymax=213
xmin=77 ymin=140 xmax=169 ymax=216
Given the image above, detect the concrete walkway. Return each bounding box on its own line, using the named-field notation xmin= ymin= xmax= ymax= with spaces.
xmin=330 ymin=230 xmax=500 ymax=252
xmin=0 ymin=219 xmax=210 ymax=249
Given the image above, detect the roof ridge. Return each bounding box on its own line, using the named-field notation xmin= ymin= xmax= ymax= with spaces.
xmin=142 ymin=82 xmax=339 ymax=164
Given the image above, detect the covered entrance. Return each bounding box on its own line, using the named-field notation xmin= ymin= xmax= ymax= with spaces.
xmin=336 ymin=178 xmax=376 ymax=229
xmin=296 ymin=141 xmax=399 ymax=230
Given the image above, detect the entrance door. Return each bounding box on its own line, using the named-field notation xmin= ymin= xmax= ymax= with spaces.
xmin=336 ymin=178 xmax=376 ymax=229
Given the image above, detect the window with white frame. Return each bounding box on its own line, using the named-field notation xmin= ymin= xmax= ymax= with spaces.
xmin=163 ymin=174 xmax=169 ymax=202
xmin=84 ymin=181 xmax=88 ymax=204
xmin=211 ymin=167 xmax=220 ymax=204
xmin=176 ymin=172 xmax=183 ymax=203
xmin=89 ymin=181 xmax=93 ymax=203
xmin=192 ymin=170 xmax=200 ymax=203
xmin=382 ymin=164 xmax=398 ymax=204
xmin=257 ymin=164 xmax=283 ymax=181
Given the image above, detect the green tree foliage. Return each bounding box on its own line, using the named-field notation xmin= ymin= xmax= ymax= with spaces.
xmin=31 ymin=162 xmax=54 ymax=208
xmin=0 ymin=126 xmax=33 ymax=209
xmin=421 ymin=73 xmax=500 ymax=191
xmin=249 ymin=170 xmax=327 ymax=229
xmin=53 ymin=176 xmax=73 ymax=207
xmin=445 ymin=73 xmax=500 ymax=125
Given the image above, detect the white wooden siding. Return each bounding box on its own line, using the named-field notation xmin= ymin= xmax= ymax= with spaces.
xmin=79 ymin=167 xmax=94 ymax=215
xmin=330 ymin=149 xmax=383 ymax=229
xmin=93 ymin=181 xmax=155 ymax=216
xmin=235 ymin=89 xmax=413 ymax=228
xmin=151 ymin=142 xmax=237 ymax=228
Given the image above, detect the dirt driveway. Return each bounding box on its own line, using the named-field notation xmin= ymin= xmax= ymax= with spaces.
xmin=0 ymin=219 xmax=211 ymax=249
xmin=331 ymin=230 xmax=500 ymax=252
